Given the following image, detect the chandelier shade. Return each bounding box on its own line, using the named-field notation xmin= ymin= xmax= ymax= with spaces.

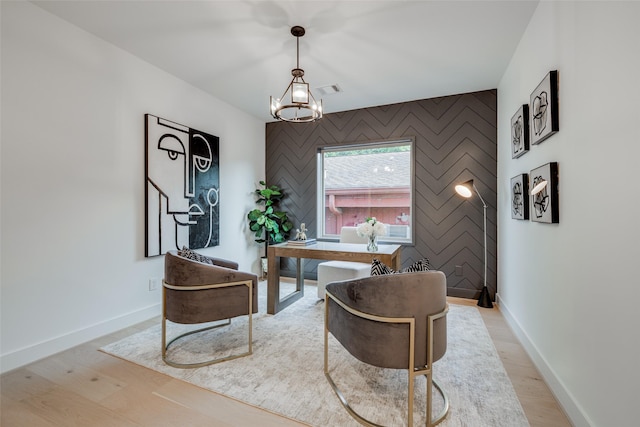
xmin=270 ymin=26 xmax=323 ymax=123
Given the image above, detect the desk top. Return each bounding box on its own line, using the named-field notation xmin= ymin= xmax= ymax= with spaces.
xmin=269 ymin=242 xmax=402 ymax=264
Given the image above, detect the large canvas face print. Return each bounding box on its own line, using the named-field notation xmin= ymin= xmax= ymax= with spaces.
xmin=511 ymin=105 xmax=529 ymax=158
xmin=511 ymin=174 xmax=529 ymax=220
xmin=530 ymin=162 xmax=559 ymax=224
xmin=530 ymin=70 xmax=559 ymax=145
xmin=145 ymin=114 xmax=220 ymax=257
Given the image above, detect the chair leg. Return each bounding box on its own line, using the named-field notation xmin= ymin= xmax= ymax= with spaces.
xmin=324 ymin=356 xmax=449 ymax=427
xmin=414 ymin=366 xmax=449 ymax=427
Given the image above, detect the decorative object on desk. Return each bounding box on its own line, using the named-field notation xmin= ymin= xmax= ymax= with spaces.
xmin=454 ymin=179 xmax=493 ymax=308
xmin=511 ymin=104 xmax=529 ymax=158
xmin=145 ymin=114 xmax=220 ymax=257
xmin=530 ymin=162 xmax=559 ymax=224
xmin=288 ymin=238 xmax=317 ymax=246
xmin=247 ymin=181 xmax=294 ymax=259
xmin=530 ymin=70 xmax=559 ymax=145
xmin=294 ymin=223 xmax=308 ymax=241
xmin=511 ymin=174 xmax=529 ymax=220
xmin=357 ymin=217 xmax=386 ymax=252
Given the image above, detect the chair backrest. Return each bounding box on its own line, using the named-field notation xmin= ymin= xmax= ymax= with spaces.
xmin=326 ymin=271 xmax=447 ymax=369
xmin=164 ymin=250 xmax=259 ymax=323
xmin=339 ymin=226 xmax=368 ymax=244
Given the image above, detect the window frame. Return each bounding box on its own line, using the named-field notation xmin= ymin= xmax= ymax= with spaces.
xmin=316 ymin=138 xmax=415 ymax=245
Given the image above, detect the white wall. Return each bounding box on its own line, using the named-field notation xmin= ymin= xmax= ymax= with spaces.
xmin=498 ymin=2 xmax=640 ymax=426
xmin=0 ymin=1 xmax=265 ymax=373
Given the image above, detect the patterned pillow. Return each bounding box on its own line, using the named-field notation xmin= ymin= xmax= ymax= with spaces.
xmin=178 ymin=246 xmax=213 ymax=265
xmin=371 ymin=258 xmax=432 ymax=276
xmin=404 ymin=258 xmax=432 ymax=272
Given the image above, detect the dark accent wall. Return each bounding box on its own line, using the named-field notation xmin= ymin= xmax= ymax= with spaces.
xmin=265 ymin=90 xmax=497 ymax=299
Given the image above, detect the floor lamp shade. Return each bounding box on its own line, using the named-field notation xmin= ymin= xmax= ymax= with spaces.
xmin=454 ymin=179 xmax=493 ymax=308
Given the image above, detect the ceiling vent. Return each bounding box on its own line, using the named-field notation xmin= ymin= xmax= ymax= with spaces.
xmin=316 ymin=84 xmax=342 ymax=96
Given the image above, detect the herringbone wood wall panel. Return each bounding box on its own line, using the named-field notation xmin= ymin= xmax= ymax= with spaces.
xmin=266 ymin=90 xmax=497 ymax=299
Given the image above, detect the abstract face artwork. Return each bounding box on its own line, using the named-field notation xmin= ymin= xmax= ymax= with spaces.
xmin=145 ymin=114 xmax=220 ymax=257
xmin=529 ymin=70 xmax=559 ymax=145
xmin=511 ymin=104 xmax=529 ymax=158
xmin=510 ymin=174 xmax=529 ymax=220
xmin=530 ymin=162 xmax=559 ymax=224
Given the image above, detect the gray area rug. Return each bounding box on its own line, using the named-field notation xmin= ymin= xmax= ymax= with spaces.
xmin=101 ymin=282 xmax=529 ymax=427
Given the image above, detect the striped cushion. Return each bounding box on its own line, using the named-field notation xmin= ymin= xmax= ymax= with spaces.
xmin=371 ymin=258 xmax=432 ymax=276
xmin=178 ymin=246 xmax=213 ymax=265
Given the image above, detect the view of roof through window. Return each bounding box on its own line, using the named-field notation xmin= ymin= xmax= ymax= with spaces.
xmin=320 ymin=143 xmax=413 ymax=241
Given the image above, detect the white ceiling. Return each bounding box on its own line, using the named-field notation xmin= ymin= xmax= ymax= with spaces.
xmin=33 ymin=0 xmax=539 ymax=122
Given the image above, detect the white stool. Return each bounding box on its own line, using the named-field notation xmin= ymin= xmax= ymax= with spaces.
xmin=317 ymin=261 xmax=371 ymax=299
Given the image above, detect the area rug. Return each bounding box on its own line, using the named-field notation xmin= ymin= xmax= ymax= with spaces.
xmin=101 ymin=282 xmax=529 ymax=427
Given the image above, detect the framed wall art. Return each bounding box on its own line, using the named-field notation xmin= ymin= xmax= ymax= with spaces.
xmin=510 ymin=174 xmax=529 ymax=220
xmin=145 ymin=114 xmax=220 ymax=257
xmin=511 ymin=104 xmax=529 ymax=158
xmin=530 ymin=70 xmax=559 ymax=145
xmin=530 ymin=162 xmax=559 ymax=224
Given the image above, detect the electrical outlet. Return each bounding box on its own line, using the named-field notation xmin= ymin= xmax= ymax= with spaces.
xmin=148 ymin=278 xmax=160 ymax=291
xmin=455 ymin=265 xmax=463 ymax=276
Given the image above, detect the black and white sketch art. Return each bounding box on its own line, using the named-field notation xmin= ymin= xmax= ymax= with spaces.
xmin=530 ymin=70 xmax=559 ymax=145
xmin=145 ymin=114 xmax=220 ymax=257
xmin=530 ymin=162 xmax=559 ymax=224
xmin=511 ymin=105 xmax=529 ymax=158
xmin=511 ymin=174 xmax=529 ymax=220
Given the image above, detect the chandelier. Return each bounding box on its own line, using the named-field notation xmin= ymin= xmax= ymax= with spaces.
xmin=270 ymin=26 xmax=323 ymax=123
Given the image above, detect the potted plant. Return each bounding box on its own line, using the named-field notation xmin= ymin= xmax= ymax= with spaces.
xmin=247 ymin=181 xmax=293 ymax=275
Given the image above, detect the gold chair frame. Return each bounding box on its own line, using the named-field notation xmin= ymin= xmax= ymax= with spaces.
xmin=162 ymin=279 xmax=253 ymax=369
xmin=324 ymin=290 xmax=449 ymax=427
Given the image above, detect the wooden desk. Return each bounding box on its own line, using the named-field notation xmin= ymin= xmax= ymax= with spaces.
xmin=267 ymin=242 xmax=402 ymax=314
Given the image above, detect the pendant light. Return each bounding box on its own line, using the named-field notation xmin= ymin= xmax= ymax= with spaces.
xmin=270 ymin=26 xmax=323 ymax=123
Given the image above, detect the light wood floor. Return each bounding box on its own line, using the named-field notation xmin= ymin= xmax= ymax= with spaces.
xmin=1 ymin=287 xmax=572 ymax=426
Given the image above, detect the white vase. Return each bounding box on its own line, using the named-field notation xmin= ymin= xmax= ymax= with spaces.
xmin=367 ymin=235 xmax=378 ymax=252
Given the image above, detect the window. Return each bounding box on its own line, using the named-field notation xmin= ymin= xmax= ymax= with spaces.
xmin=317 ymin=139 xmax=414 ymax=244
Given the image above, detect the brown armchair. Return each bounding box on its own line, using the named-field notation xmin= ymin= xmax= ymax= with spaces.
xmin=324 ymin=271 xmax=449 ymax=426
xmin=162 ymin=249 xmax=258 ymax=368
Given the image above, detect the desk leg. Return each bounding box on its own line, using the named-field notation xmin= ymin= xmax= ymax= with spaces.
xmin=267 ymin=250 xmax=279 ymax=314
xmin=296 ymin=258 xmax=304 ymax=293
xmin=392 ymin=248 xmax=402 ymax=271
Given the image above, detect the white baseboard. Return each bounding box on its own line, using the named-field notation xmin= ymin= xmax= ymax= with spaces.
xmin=1 ymin=304 xmax=161 ymax=374
xmin=498 ymin=298 xmax=592 ymax=427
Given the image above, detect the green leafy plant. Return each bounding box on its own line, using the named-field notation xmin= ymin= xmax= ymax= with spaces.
xmin=247 ymin=181 xmax=294 ymax=258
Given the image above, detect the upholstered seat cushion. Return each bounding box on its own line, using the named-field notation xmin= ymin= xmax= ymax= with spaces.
xmin=317 ymin=260 xmax=370 ymax=299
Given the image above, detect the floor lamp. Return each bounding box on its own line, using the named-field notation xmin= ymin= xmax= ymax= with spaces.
xmin=454 ymin=179 xmax=493 ymax=308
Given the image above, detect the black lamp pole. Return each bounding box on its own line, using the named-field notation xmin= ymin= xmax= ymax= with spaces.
xmin=476 ymin=192 xmax=493 ymax=308
xmin=455 ymin=180 xmax=493 ymax=308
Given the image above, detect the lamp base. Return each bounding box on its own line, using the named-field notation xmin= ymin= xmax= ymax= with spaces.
xmin=477 ymin=286 xmax=493 ymax=308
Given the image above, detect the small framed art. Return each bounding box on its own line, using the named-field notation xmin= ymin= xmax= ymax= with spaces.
xmin=511 ymin=174 xmax=529 ymax=220
xmin=530 ymin=70 xmax=559 ymax=145
xmin=530 ymin=162 xmax=559 ymax=224
xmin=511 ymin=105 xmax=529 ymax=158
